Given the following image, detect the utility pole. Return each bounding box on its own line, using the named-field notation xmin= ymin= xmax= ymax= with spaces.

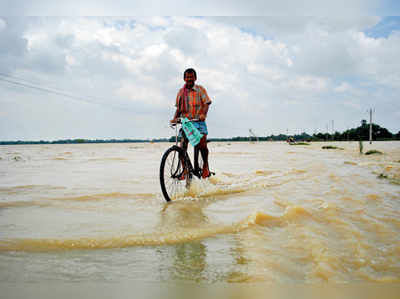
xmin=249 ymin=129 xmax=258 ymax=142
xmin=369 ymin=108 xmax=373 ymax=144
xmin=326 ymin=124 xmax=329 ymax=141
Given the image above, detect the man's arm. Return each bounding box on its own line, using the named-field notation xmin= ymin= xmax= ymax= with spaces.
xmin=199 ymin=103 xmax=210 ymax=121
xmin=199 ymin=85 xmax=211 ymax=121
xmin=171 ymin=90 xmax=183 ymax=123
xmin=171 ymin=108 xmax=181 ymax=123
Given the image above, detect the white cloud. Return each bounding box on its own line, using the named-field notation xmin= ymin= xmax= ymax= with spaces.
xmin=288 ymin=76 xmax=330 ymax=92
xmin=335 ymin=82 xmax=352 ymax=93
xmin=0 ymin=18 xmax=6 ymax=32
xmin=351 ymin=31 xmax=400 ymax=88
xmin=214 ymin=16 xmax=380 ymax=39
xmin=1 ymin=16 xmax=400 ymax=140
xmin=116 ymin=80 xmax=168 ymax=107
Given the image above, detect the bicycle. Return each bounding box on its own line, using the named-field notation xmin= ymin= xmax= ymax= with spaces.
xmin=159 ymin=118 xmax=213 ymax=202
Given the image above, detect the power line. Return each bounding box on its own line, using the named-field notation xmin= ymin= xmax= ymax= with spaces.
xmin=0 ymin=72 xmax=48 ymax=86
xmin=0 ymin=72 xmax=88 ymax=97
xmin=0 ymin=73 xmax=104 ymax=103
xmin=0 ymin=73 xmax=132 ymax=112
xmin=0 ymin=77 xmax=100 ymax=105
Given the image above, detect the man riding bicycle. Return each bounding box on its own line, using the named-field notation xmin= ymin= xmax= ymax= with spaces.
xmin=170 ymin=68 xmax=212 ymax=179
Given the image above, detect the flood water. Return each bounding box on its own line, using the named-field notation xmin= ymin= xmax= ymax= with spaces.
xmin=0 ymin=141 xmax=399 ymax=289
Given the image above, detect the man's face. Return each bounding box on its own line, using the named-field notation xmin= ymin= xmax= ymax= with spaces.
xmin=184 ymin=72 xmax=196 ymax=88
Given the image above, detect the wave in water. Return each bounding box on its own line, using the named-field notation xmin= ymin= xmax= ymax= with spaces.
xmin=168 ymin=169 xmax=297 ymax=200
xmin=0 ymin=192 xmax=156 ymax=209
xmin=0 ymin=207 xmax=311 ymax=252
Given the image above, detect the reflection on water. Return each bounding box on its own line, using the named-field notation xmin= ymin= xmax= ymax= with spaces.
xmin=170 ymin=242 xmax=207 ymax=282
xmin=159 ymin=200 xmax=208 ymax=282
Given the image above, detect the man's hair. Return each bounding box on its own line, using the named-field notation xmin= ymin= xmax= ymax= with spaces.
xmin=183 ymin=68 xmax=197 ymax=79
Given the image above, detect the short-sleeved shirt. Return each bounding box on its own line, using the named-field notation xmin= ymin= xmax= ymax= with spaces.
xmin=175 ymin=84 xmax=212 ymax=120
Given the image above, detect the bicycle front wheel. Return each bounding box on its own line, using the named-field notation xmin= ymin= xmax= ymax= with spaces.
xmin=159 ymin=145 xmax=188 ymax=202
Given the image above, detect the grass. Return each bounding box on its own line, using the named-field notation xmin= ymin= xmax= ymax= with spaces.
xmin=377 ymin=173 xmax=388 ymax=179
xmin=377 ymin=173 xmax=400 ymax=185
xmin=365 ymin=150 xmax=383 ymax=155
xmin=322 ymin=146 xmax=344 ymax=150
xmin=291 ymin=142 xmax=310 ymax=145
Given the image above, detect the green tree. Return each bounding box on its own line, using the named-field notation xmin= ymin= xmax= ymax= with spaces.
xmin=396 ymin=131 xmax=400 ymax=140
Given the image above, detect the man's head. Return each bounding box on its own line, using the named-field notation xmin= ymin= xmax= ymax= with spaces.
xmin=183 ymin=68 xmax=197 ymax=89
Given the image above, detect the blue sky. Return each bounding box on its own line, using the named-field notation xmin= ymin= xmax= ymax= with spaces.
xmin=365 ymin=16 xmax=400 ymax=37
xmin=376 ymin=0 xmax=400 ymax=15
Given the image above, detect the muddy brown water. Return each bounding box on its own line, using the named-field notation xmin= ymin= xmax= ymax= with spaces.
xmin=0 ymin=141 xmax=399 ymax=286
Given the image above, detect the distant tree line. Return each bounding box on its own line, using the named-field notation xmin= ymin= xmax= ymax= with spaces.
xmin=207 ymin=120 xmax=399 ymax=142
xmin=1 ymin=120 xmax=399 ymax=145
xmin=0 ymin=138 xmax=169 ymax=145
xmin=309 ymin=120 xmax=399 ymax=142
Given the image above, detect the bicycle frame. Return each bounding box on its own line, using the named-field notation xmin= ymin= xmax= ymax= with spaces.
xmin=170 ymin=119 xmax=202 ymax=179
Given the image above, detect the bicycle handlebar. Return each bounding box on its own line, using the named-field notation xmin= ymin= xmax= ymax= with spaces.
xmin=170 ymin=118 xmax=200 ymax=127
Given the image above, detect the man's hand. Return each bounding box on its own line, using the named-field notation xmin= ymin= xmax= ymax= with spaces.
xmin=199 ymin=114 xmax=206 ymax=121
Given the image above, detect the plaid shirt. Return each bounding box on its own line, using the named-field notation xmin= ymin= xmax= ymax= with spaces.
xmin=175 ymin=84 xmax=212 ymax=120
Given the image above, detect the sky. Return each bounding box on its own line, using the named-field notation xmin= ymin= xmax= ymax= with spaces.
xmin=1 ymin=1 xmax=400 ymax=140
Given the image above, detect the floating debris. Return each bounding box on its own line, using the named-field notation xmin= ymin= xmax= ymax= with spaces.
xmin=292 ymin=142 xmax=310 ymax=145
xmin=322 ymin=146 xmax=344 ymax=150
xmin=365 ymin=150 xmax=383 ymax=155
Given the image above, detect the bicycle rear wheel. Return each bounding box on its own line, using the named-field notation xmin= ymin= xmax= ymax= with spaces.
xmin=160 ymin=145 xmax=188 ymax=202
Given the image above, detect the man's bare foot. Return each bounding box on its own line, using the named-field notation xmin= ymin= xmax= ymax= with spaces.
xmin=178 ymin=169 xmax=187 ymax=180
xmin=202 ymin=167 xmax=210 ymax=179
